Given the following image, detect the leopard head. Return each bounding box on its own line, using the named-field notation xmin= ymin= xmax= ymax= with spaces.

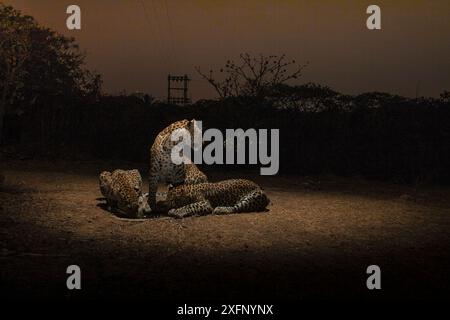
xmin=165 ymin=184 xmax=196 ymax=209
xmin=163 ymin=119 xmax=202 ymax=154
xmin=99 ymin=171 xmax=112 ymax=197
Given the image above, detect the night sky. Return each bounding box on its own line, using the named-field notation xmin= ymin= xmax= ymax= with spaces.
xmin=7 ymin=0 xmax=450 ymax=100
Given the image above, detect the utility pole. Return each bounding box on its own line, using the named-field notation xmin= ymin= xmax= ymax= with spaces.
xmin=167 ymin=74 xmax=191 ymax=105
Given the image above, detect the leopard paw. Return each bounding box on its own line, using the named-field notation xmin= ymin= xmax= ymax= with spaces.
xmin=168 ymin=209 xmax=183 ymax=219
xmin=213 ymin=207 xmax=234 ymax=215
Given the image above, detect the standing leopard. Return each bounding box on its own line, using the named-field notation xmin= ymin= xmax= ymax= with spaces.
xmin=148 ymin=119 xmax=207 ymax=212
xmin=99 ymin=169 xmax=150 ymax=218
xmin=162 ymin=179 xmax=270 ymax=218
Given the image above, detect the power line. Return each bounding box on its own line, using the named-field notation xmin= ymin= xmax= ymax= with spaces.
xmin=162 ymin=0 xmax=179 ymax=71
xmin=150 ymin=0 xmax=173 ymax=69
xmin=140 ymin=0 xmax=166 ymax=67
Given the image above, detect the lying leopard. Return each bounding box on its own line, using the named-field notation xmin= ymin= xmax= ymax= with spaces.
xmin=99 ymin=169 xmax=150 ymax=218
xmin=148 ymin=119 xmax=207 ymax=212
xmin=161 ymin=179 xmax=270 ymax=219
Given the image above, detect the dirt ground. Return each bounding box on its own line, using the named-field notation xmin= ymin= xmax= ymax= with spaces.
xmin=0 ymin=159 xmax=449 ymax=300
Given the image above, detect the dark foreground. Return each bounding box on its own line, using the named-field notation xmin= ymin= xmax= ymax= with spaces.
xmin=0 ymin=160 xmax=449 ymax=300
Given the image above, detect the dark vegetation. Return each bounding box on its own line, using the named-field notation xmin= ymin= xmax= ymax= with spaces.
xmin=3 ymin=91 xmax=450 ymax=184
xmin=1 ymin=4 xmax=450 ymax=184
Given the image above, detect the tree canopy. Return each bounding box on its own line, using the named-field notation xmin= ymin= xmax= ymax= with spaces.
xmin=195 ymin=53 xmax=308 ymax=99
xmin=0 ymin=4 xmax=101 ymax=142
xmin=0 ymin=5 xmax=102 ymax=104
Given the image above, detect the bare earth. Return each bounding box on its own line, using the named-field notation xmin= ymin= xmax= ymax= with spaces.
xmin=0 ymin=160 xmax=449 ymax=300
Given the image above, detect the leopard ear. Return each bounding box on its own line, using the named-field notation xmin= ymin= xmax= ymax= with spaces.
xmin=188 ymin=119 xmax=197 ymax=129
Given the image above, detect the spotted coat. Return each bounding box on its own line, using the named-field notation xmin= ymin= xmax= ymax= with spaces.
xmin=163 ymin=179 xmax=270 ymax=218
xmin=99 ymin=169 xmax=150 ymax=217
xmin=148 ymin=119 xmax=207 ymax=211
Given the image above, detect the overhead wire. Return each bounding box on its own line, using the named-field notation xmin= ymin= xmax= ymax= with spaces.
xmin=140 ymin=0 xmax=168 ymax=68
xmin=162 ymin=0 xmax=179 ymax=72
xmin=150 ymin=0 xmax=174 ymax=71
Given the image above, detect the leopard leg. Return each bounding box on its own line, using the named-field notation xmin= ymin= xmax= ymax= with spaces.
xmin=213 ymin=206 xmax=235 ymax=215
xmin=148 ymin=167 xmax=159 ymax=211
xmin=168 ymin=200 xmax=213 ymax=219
xmin=232 ymin=189 xmax=270 ymax=213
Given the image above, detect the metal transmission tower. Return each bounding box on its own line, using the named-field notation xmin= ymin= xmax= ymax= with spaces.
xmin=167 ymin=74 xmax=191 ymax=105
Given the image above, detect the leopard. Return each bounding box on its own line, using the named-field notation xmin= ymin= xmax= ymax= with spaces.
xmin=161 ymin=179 xmax=270 ymax=219
xmin=148 ymin=119 xmax=207 ymax=212
xmin=99 ymin=169 xmax=150 ymax=218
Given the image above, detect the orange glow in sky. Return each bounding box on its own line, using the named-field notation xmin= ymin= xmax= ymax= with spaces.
xmin=7 ymin=0 xmax=450 ymax=100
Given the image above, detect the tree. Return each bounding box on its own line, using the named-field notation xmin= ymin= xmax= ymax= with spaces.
xmin=0 ymin=4 xmax=32 ymax=143
xmin=440 ymin=90 xmax=450 ymax=103
xmin=195 ymin=53 xmax=308 ymax=99
xmin=0 ymin=4 xmax=101 ymax=143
